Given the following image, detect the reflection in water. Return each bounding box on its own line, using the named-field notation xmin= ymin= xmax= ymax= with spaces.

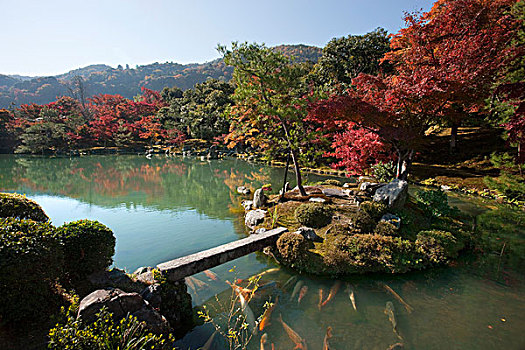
xmin=0 ymin=154 xmax=523 ymax=349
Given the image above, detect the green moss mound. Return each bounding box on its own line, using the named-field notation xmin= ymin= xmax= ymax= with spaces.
xmin=0 ymin=192 xmax=49 ymax=222
xmin=359 ymin=201 xmax=387 ymax=221
xmin=276 ymin=232 xmax=309 ymax=264
xmin=416 ymin=230 xmax=464 ymax=264
xmin=0 ymin=218 xmax=64 ymax=324
xmin=294 ymin=203 xmax=333 ymax=228
xmin=57 ymin=220 xmax=116 ymax=281
xmin=374 ymin=221 xmax=398 ymax=236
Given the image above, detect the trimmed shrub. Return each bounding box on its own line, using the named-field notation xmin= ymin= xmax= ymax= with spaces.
xmin=58 ymin=220 xmax=116 ymax=281
xmin=352 ymin=210 xmax=376 ymax=233
xmin=48 ymin=302 xmax=175 ymax=350
xmin=374 ymin=221 xmax=398 ymax=236
xmin=416 ymin=230 xmax=463 ymax=264
xmin=359 ymin=201 xmax=387 ymax=221
xmin=0 ymin=218 xmax=63 ymax=323
xmin=414 ymin=189 xmax=459 ymax=219
xmin=294 ymin=203 xmax=333 ymax=228
xmin=323 ymin=233 xmax=424 ymax=274
xmin=276 ymin=232 xmax=309 ymax=263
xmin=0 ymin=192 xmax=49 ymax=222
xmin=372 ymin=161 xmax=396 ymax=183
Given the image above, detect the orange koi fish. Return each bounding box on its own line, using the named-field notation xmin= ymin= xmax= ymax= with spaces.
xmin=318 ymin=288 xmax=324 ymax=311
xmin=259 ymin=296 xmax=279 ymax=331
xmin=226 ymin=280 xmax=254 ymax=301
xmin=323 ymin=326 xmax=332 ymax=350
xmin=321 ymin=281 xmax=341 ymax=307
xmin=279 ymin=314 xmax=308 ymax=350
xmin=297 ymin=285 xmax=308 ymax=304
xmin=203 ymin=269 xmax=218 ymax=281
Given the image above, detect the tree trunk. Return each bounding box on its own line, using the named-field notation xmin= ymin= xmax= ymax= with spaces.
xmin=450 ymin=123 xmax=459 ymax=154
xmin=396 ymin=149 xmax=414 ymax=181
xmin=290 ymin=148 xmax=307 ymax=196
xmin=279 ymin=152 xmax=290 ymax=202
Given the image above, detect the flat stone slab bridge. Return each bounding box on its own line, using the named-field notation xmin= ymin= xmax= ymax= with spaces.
xmin=157 ymin=227 xmax=288 ymax=281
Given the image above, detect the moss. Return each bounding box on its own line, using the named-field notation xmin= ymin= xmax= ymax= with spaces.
xmin=294 ymin=203 xmax=333 ymax=228
xmin=322 ymin=179 xmax=342 ymax=186
xmin=352 ymin=210 xmax=376 ymax=233
xmin=276 ymin=232 xmax=309 ymax=263
xmin=0 ymin=192 xmax=49 ymax=222
xmin=359 ymin=201 xmax=387 ymax=221
xmin=416 ymin=230 xmax=464 ymax=264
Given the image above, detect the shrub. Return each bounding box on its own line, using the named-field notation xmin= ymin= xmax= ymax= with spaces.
xmin=372 ymin=161 xmax=396 ymax=182
xmin=0 ymin=192 xmax=49 ymax=222
xmin=48 ymin=302 xmax=175 ymax=350
xmin=57 ymin=220 xmax=116 ymax=281
xmin=0 ymin=218 xmax=63 ymax=323
xmin=484 ymin=172 xmax=525 ymax=203
xmin=416 ymin=230 xmax=463 ymax=264
xmin=414 ymin=189 xmax=459 ymax=219
xmin=323 ymin=179 xmax=341 ymax=186
xmin=276 ymin=232 xmax=309 ymax=263
xmin=323 ymin=233 xmax=424 ymax=274
xmin=352 ymin=210 xmax=376 ymax=233
xmin=294 ymin=203 xmax=333 ymax=228
xmin=374 ymin=221 xmax=398 ymax=236
xmin=359 ymin=201 xmax=387 ymax=221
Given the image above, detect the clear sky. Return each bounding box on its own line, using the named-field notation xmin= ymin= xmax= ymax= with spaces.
xmin=1 ymin=0 xmax=435 ymax=77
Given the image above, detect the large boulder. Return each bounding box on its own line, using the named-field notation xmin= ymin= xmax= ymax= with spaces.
xmin=88 ymin=268 xmax=147 ymax=293
xmin=253 ymin=188 xmax=267 ymax=208
xmin=295 ymin=227 xmax=320 ymax=241
xmin=237 ymin=186 xmax=251 ymax=195
xmin=322 ymin=188 xmax=349 ymax=198
xmin=373 ymin=179 xmax=408 ymax=209
xmin=77 ymin=288 xmax=170 ymax=334
xmin=245 ymin=209 xmax=267 ymax=228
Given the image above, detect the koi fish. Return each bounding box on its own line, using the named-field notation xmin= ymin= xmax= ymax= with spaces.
xmin=380 ymin=283 xmax=413 ymax=314
xmin=385 ymin=301 xmax=402 ymax=340
xmin=291 ymin=280 xmax=304 ymax=300
xmin=226 ymin=280 xmax=254 ymax=301
xmin=203 ymin=269 xmax=218 ymax=281
xmin=321 ymin=281 xmax=341 ymax=307
xmin=346 ymin=284 xmax=357 ymax=311
xmin=261 ymin=333 xmax=269 ymax=350
xmin=282 ymin=275 xmax=298 ymax=291
xmin=239 ymin=293 xmax=257 ymax=335
xmin=187 ymin=276 xmax=208 ymax=290
xmin=297 ymin=285 xmax=308 ymax=304
xmin=386 ymin=343 xmax=404 ymax=350
xmin=318 ymin=288 xmax=324 ymax=311
xmin=259 ymin=296 xmax=279 ymax=331
xmin=256 ymin=267 xmax=280 ymax=278
xmin=323 ymin=326 xmax=333 ymax=350
xmin=202 ymin=330 xmax=217 ymax=350
xmin=279 ymin=314 xmax=307 ymax=350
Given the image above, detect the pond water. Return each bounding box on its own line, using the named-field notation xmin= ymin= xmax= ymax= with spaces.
xmin=0 ymin=154 xmax=523 ymax=350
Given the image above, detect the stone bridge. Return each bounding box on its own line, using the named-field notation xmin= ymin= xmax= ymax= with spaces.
xmin=156 ymin=227 xmax=288 ymax=281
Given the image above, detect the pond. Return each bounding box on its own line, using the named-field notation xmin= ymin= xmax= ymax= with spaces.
xmin=0 ymin=154 xmax=523 ymax=350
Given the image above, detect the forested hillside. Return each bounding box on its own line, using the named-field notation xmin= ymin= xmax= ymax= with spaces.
xmin=0 ymin=44 xmax=322 ymax=108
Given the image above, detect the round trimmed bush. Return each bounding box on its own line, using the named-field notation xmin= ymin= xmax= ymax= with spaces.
xmin=359 ymin=201 xmax=387 ymax=221
xmin=0 ymin=192 xmax=49 ymax=222
xmin=294 ymin=203 xmax=333 ymax=228
xmin=276 ymin=232 xmax=309 ymax=263
xmin=58 ymin=220 xmax=116 ymax=280
xmin=416 ymin=230 xmax=463 ymax=264
xmin=352 ymin=210 xmax=376 ymax=233
xmin=0 ymin=218 xmax=63 ymax=323
xmin=374 ymin=221 xmax=398 ymax=236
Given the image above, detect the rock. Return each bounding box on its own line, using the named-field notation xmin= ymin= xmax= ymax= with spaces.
xmin=253 ymin=188 xmax=267 ymax=208
xmin=253 ymin=227 xmax=267 ymax=235
xmin=245 ymin=209 xmax=267 ymax=228
xmin=380 ymin=213 xmax=402 ymax=229
xmin=358 ymin=176 xmax=377 ymax=183
xmin=309 ymin=197 xmax=326 ymax=203
xmin=359 ymin=182 xmax=383 ymax=194
xmin=241 ymin=200 xmax=253 ymax=211
xmin=373 ymin=179 xmax=408 ymax=209
xmin=295 ymin=227 xmax=320 ymax=241
xmin=441 ymin=185 xmax=452 ymax=191
xmin=322 ymin=188 xmax=349 ymax=198
xmin=343 ymin=182 xmax=353 ymax=188
xmin=140 ymin=283 xmax=162 ymax=309
xmin=237 ymin=186 xmax=251 ymax=195
xmin=88 ymin=268 xmax=146 ymax=293
xmin=77 ymin=288 xmax=170 ymax=334
xmin=292 ymin=186 xmax=323 ymax=195
xmin=133 ymin=266 xmax=150 ymax=275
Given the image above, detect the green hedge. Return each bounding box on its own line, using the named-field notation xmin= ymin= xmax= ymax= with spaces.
xmin=0 ymin=192 xmax=49 ymax=222
xmin=0 ymin=218 xmax=63 ymax=323
xmin=57 ymin=220 xmax=116 ymax=281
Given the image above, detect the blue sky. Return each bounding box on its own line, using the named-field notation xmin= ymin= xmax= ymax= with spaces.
xmin=1 ymin=0 xmax=434 ymax=76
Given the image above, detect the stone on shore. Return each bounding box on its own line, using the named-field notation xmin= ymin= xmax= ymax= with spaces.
xmin=373 ymin=179 xmax=408 ymax=209
xmin=253 ymin=188 xmax=267 ymax=208
xmin=245 ymin=209 xmax=267 ymax=228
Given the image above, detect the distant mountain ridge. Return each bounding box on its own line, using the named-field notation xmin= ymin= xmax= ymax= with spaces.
xmin=0 ymin=44 xmax=322 ymax=108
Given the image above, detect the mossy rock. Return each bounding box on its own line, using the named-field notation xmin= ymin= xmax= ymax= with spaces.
xmin=359 ymin=201 xmax=387 ymax=221
xmin=294 ymin=203 xmax=333 ymax=228
xmin=0 ymin=192 xmax=49 ymax=222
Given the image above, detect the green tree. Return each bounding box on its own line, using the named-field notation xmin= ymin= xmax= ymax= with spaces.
xmin=218 ymin=42 xmax=312 ymax=196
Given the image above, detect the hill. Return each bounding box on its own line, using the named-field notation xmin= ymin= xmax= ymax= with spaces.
xmin=0 ymin=44 xmax=322 ymax=108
